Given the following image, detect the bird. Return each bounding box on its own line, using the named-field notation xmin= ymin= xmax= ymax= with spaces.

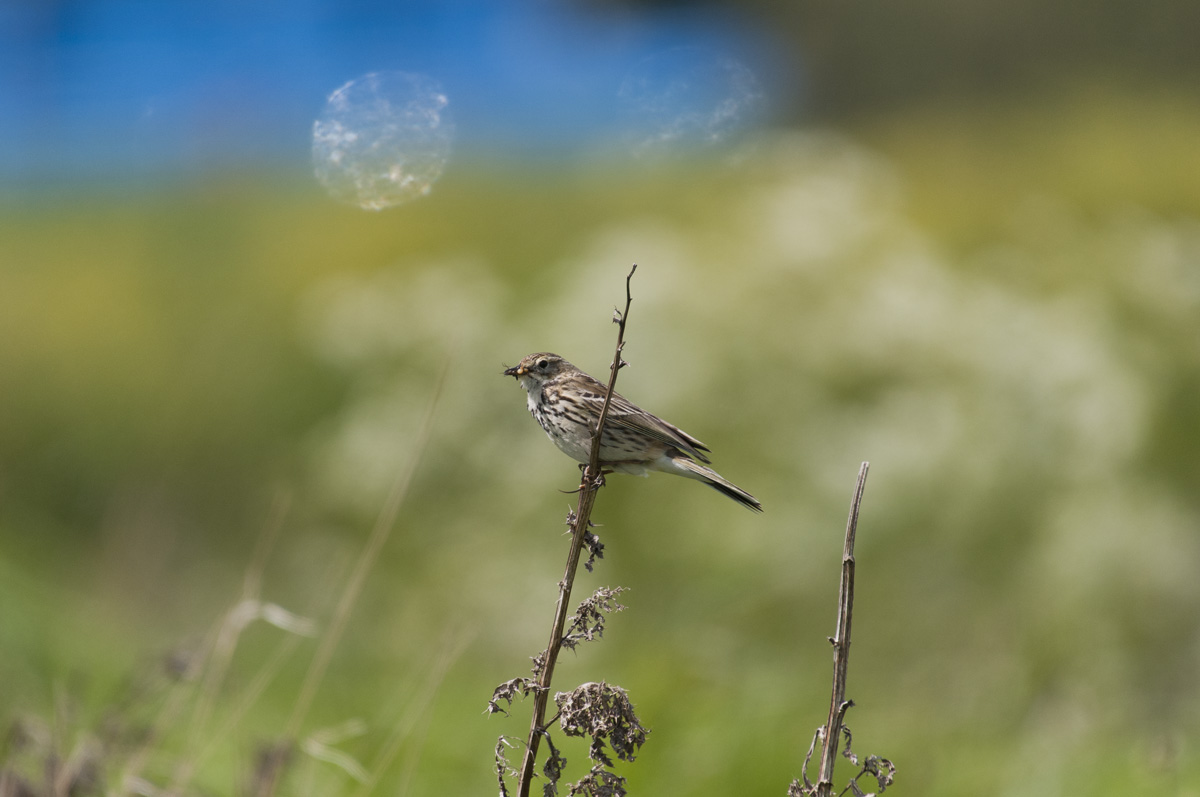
xmin=503 ymin=352 xmax=762 ymax=512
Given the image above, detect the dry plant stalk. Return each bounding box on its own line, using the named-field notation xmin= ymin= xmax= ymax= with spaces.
xmin=286 ymin=357 xmax=451 ymax=739
xmin=791 ymin=462 xmax=895 ymax=797
xmin=818 ymin=462 xmax=869 ymax=793
xmin=512 ymin=264 xmax=639 ymax=797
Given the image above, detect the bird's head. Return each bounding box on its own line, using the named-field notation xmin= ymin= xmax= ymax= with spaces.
xmin=503 ymin=352 xmax=570 ymax=386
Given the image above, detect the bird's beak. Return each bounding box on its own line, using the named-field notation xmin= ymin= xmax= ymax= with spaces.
xmin=503 ymin=364 xmax=524 ymax=377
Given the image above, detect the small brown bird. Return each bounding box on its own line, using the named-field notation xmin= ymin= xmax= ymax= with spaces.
xmin=504 ymin=352 xmax=762 ymax=511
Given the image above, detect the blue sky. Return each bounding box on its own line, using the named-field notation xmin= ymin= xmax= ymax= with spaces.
xmin=1 ymin=0 xmax=786 ymax=183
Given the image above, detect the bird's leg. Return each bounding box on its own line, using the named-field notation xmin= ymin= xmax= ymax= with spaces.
xmin=590 ymin=464 xmax=610 ymax=488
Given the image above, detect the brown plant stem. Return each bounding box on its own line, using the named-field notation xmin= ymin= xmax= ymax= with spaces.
xmin=516 ymin=264 xmax=637 ymax=797
xmin=285 ymin=354 xmax=452 ymax=742
xmin=816 ymin=461 xmax=870 ymax=797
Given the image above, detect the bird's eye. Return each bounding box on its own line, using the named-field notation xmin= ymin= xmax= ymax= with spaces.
xmin=537 ymin=359 xmax=548 ymax=369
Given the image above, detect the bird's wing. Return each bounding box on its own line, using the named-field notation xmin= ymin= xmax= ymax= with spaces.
xmin=570 ymin=375 xmax=712 ymax=463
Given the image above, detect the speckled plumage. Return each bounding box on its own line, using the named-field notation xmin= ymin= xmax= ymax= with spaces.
xmin=504 ymin=352 xmax=762 ymax=512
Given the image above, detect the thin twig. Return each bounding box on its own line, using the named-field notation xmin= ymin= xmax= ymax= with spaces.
xmin=356 ymin=629 xmax=474 ymax=797
xmin=516 ymin=264 xmax=637 ymax=797
xmin=816 ymin=462 xmax=869 ymax=797
xmin=588 ymin=264 xmax=638 ymax=474
xmin=285 ymin=356 xmax=452 ymax=741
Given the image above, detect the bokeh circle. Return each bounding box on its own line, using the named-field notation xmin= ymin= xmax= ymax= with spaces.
xmin=618 ymin=47 xmax=766 ymax=158
xmin=312 ymin=71 xmax=454 ymax=211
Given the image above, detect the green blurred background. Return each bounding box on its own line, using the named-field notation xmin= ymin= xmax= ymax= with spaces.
xmin=3 ymin=1 xmax=1200 ymax=795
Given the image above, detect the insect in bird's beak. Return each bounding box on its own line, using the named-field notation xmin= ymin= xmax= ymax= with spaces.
xmin=503 ymin=364 xmax=524 ymax=377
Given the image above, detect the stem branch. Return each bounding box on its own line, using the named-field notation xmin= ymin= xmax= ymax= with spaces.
xmin=816 ymin=461 xmax=869 ymax=797
xmin=516 ymin=264 xmax=638 ymax=797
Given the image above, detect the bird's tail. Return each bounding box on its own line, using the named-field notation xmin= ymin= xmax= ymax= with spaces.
xmin=670 ymin=455 xmax=763 ymax=512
